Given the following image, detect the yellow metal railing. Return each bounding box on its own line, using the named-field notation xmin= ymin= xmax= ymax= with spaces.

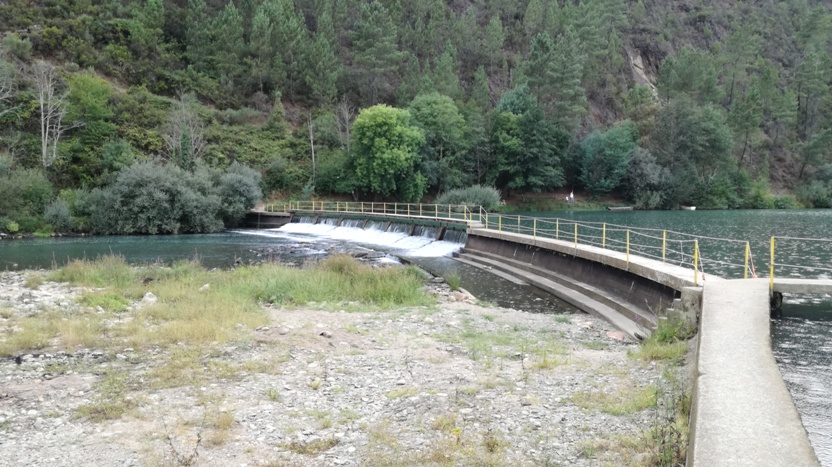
xmin=267 ymin=201 xmax=829 ymax=283
xmin=483 ymin=212 xmax=757 ymax=281
xmin=768 ymin=236 xmax=832 ymax=290
xmin=267 ymin=201 xmax=487 ymax=228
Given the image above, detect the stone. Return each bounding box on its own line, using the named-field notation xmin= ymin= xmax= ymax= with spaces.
xmin=141 ymin=292 xmax=157 ymax=305
xmin=199 ymin=283 xmax=210 ymax=292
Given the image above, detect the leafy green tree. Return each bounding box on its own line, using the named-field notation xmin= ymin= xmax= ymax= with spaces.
xmin=352 ymin=1 xmax=403 ymax=104
xmin=650 ymin=97 xmax=734 ymax=200
xmin=351 ymin=104 xmax=425 ymax=200
xmin=492 ymin=85 xmax=567 ymax=192
xmin=579 ymin=121 xmax=638 ymax=195
xmin=65 ymin=73 xmax=116 ymax=185
xmin=409 ymin=92 xmax=466 ymax=192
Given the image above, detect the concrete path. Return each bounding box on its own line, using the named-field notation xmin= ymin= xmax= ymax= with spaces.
xmin=689 ymin=279 xmax=818 ymax=466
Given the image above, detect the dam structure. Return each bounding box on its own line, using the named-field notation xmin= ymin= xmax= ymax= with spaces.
xmin=260 ymin=201 xmax=829 ymax=466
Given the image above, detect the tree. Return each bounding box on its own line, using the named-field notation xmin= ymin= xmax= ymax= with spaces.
xmin=492 ymin=85 xmax=567 ymax=192
xmin=213 ymin=3 xmax=245 ymax=90
xmin=247 ymin=4 xmax=277 ymax=93
xmin=305 ymin=32 xmax=341 ymax=105
xmin=483 ymin=16 xmax=505 ymax=72
xmin=270 ymin=0 xmax=309 ymax=95
xmin=163 ymin=94 xmax=207 ymax=170
xmin=579 ymin=121 xmax=638 ymax=195
xmin=335 ymin=96 xmax=355 ymax=154
xmin=409 ymin=92 xmax=466 ymax=192
xmin=431 ymin=44 xmax=461 ymax=100
xmin=0 ymin=52 xmax=18 ymax=120
xmin=32 ymin=61 xmax=71 ymax=170
xmin=658 ymin=47 xmax=722 ymax=105
xmin=185 ymin=0 xmax=212 ymax=72
xmin=352 ymin=1 xmax=402 ymax=104
xmin=351 ymin=104 xmax=425 ymax=200
xmin=523 ymin=30 xmax=587 ymax=129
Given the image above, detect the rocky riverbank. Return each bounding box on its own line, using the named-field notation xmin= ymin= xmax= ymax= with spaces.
xmin=0 ymin=269 xmax=687 ymax=466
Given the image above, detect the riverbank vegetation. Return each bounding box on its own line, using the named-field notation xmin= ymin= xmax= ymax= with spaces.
xmin=3 ymin=0 xmax=832 ymax=235
xmin=1 ymin=255 xmax=430 ymax=356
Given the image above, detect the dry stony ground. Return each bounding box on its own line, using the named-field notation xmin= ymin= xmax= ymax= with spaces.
xmin=0 ymin=270 xmax=682 ymax=467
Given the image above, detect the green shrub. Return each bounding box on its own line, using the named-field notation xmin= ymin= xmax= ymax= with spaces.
xmin=2 ymin=33 xmax=32 ymax=60
xmin=0 ymin=168 xmax=54 ymax=223
xmin=773 ymin=195 xmax=799 ymax=209
xmin=435 ymin=185 xmax=502 ymax=210
xmin=218 ymin=162 xmax=262 ymax=226
xmin=216 ymin=108 xmax=265 ymax=125
xmin=5 ymin=220 xmax=19 ymax=233
xmin=44 ymin=198 xmax=74 ymax=232
xmin=796 ymin=180 xmax=832 ymax=208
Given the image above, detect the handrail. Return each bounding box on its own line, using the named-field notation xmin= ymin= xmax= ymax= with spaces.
xmin=263 ymin=202 xmax=828 ymax=283
xmin=769 ymin=236 xmax=832 ymax=290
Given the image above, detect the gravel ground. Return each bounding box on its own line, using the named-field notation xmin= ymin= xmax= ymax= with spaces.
xmin=0 ymin=270 xmax=681 ymax=466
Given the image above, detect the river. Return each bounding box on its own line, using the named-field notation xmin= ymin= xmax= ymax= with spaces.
xmin=1 ymin=208 xmax=830 ymax=464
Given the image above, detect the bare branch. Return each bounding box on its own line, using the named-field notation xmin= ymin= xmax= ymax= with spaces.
xmin=0 ymin=51 xmax=19 ymax=119
xmin=335 ymin=95 xmax=355 ymax=154
xmin=162 ymin=93 xmax=207 ymax=169
xmin=31 ymin=60 xmax=70 ymax=169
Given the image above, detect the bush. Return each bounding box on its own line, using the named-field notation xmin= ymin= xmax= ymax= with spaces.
xmin=2 ymin=33 xmax=32 ymax=60
xmin=86 ymin=162 xmax=224 ymax=234
xmin=216 ymin=108 xmax=265 ymax=125
xmin=44 ymin=198 xmax=74 ymax=232
xmin=796 ymin=180 xmax=832 ymax=208
xmin=218 ymin=162 xmax=262 ymax=226
xmin=0 ymin=168 xmax=53 ymax=223
xmin=773 ymin=195 xmax=799 ymax=209
xmin=4 ymin=219 xmax=19 ymax=233
xmin=435 ymin=185 xmax=502 ymax=210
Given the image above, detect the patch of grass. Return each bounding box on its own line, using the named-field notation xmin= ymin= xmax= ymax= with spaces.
xmin=630 ymin=316 xmax=691 ymax=362
xmin=445 ymin=272 xmax=461 ymax=291
xmin=0 ymin=311 xmax=60 ymax=356
xmin=554 ymin=315 xmax=572 ymax=324
xmin=583 ymin=341 xmax=609 ymax=350
xmin=59 ymin=316 xmax=105 ymax=349
xmin=0 ymin=308 xmax=12 ymax=319
xmin=387 ymin=387 xmax=418 ymax=399
xmin=79 ymin=291 xmax=132 ymax=313
xmin=572 ymin=384 xmax=658 ymax=415
xmin=266 ymin=388 xmax=280 ymax=402
xmin=204 ymin=410 xmax=234 ymax=447
xmin=282 ymin=437 xmax=340 ymax=455
xmin=76 ymin=370 xmax=137 ymax=421
xmin=530 ymin=348 xmax=568 ymax=371
xmin=431 ymin=412 xmax=459 ymax=433
xmin=24 ymin=274 xmax=44 ymax=289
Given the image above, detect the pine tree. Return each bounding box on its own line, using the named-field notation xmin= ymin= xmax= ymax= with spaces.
xmin=247 ymin=4 xmax=276 ymax=93
xmin=185 ymin=0 xmax=211 ymax=72
xmin=471 ymin=66 xmax=491 ymax=110
xmin=524 ymin=30 xmax=586 ymax=129
xmin=305 ymin=33 xmax=341 ymax=106
xmin=213 ymin=3 xmax=245 ymax=90
xmin=432 ymin=44 xmax=461 ymax=100
xmin=270 ymin=0 xmax=309 ymax=96
xmin=352 ymin=1 xmax=403 ymax=104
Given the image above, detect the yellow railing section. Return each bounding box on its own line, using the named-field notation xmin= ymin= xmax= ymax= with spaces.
xmin=768 ymin=236 xmax=832 ymax=290
xmin=267 ymin=200 xmax=487 ymax=227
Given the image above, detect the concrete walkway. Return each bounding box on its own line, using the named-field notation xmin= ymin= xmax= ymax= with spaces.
xmin=689 ymin=279 xmax=818 ymax=466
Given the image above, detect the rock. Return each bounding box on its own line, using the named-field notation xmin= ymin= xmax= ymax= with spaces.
xmin=199 ymin=283 xmax=210 ymax=292
xmin=319 ymin=331 xmax=333 ymax=338
xmin=605 ymin=331 xmax=628 ymax=341
xmin=278 ymin=328 xmax=290 ymax=335
xmin=140 ymin=292 xmax=157 ymax=305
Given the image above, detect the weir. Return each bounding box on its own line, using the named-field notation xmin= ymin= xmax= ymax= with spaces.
xmin=259 ymin=201 xmax=830 ymax=465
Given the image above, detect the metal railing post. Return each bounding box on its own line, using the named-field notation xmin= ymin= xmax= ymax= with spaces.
xmin=626 ymin=230 xmax=630 ymax=266
xmin=517 ymin=215 xmax=520 ymax=233
xmin=602 ymin=223 xmax=606 ymax=249
xmin=448 ymin=205 xmax=451 ymax=219
xmin=383 ymin=203 xmax=387 ymax=214
xmin=435 ymin=204 xmax=438 ymax=218
xmin=498 ymin=216 xmax=502 ymax=232
xmin=361 ymin=202 xmax=364 ymax=213
xmin=394 ymin=203 xmax=398 ymax=215
xmin=662 ymin=230 xmax=667 ymax=263
xmin=556 ymin=219 xmax=559 ymax=239
xmin=407 ymin=204 xmax=410 ymax=216
xmin=744 ymin=242 xmax=750 ymax=279
xmin=770 ymin=237 xmax=775 ymax=291
xmin=419 ymin=204 xmax=422 ymax=217
xmin=534 ymin=219 xmax=537 ymax=239
xmin=574 ymin=223 xmax=578 ymax=248
xmin=336 ymin=201 xmax=339 ymax=212
xmin=694 ymin=240 xmax=699 ymax=286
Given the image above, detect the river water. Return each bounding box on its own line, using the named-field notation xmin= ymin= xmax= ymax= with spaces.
xmin=0 ymin=209 xmax=829 ymax=463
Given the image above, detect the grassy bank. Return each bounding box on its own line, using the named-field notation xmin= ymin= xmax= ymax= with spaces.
xmin=1 ymin=255 xmax=432 ymax=357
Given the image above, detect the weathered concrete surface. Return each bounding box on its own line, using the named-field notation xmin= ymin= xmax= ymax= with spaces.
xmin=292 ymin=209 xmax=481 ymax=230
xmin=468 ymin=228 xmax=719 ymax=293
xmin=689 ymin=279 xmax=818 ymax=467
xmin=773 ymin=278 xmax=832 ymax=294
xmin=244 ymin=211 xmax=292 ymax=229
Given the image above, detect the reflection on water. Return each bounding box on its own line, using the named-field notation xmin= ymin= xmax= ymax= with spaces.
xmin=773 ymin=298 xmax=832 ymax=466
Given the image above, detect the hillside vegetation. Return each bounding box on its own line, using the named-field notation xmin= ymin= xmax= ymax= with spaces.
xmin=2 ymin=0 xmax=832 ymax=233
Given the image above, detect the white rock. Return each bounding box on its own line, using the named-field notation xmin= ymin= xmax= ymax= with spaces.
xmin=199 ymin=283 xmax=210 ymax=292
xmin=141 ymin=292 xmax=157 ymax=305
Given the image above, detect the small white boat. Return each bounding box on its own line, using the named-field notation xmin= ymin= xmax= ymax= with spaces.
xmin=680 ymin=206 xmax=696 ymax=211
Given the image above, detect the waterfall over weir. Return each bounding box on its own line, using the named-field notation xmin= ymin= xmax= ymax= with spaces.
xmin=264 ymin=216 xmax=468 ymax=257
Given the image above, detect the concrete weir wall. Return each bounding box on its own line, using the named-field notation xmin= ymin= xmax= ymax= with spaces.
xmin=464 ymin=234 xmax=678 ymax=319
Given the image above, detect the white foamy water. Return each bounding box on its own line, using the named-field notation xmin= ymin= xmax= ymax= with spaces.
xmin=253 ymin=218 xmax=466 ymax=258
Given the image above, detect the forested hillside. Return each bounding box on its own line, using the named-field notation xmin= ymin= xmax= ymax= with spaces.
xmin=2 ymin=0 xmax=832 ymax=234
